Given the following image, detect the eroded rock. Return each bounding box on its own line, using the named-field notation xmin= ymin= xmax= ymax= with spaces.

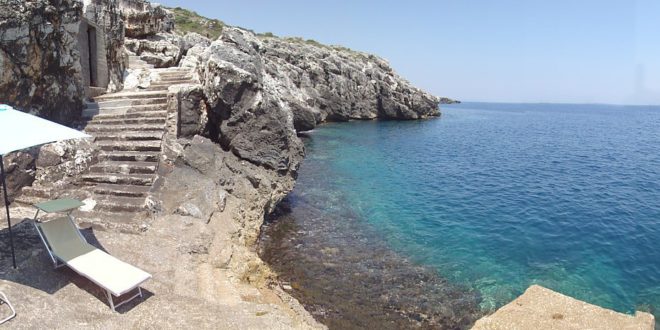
xmin=0 ymin=0 xmax=84 ymax=124
xmin=119 ymin=0 xmax=173 ymax=38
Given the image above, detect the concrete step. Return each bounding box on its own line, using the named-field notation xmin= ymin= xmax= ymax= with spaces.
xmin=93 ymin=91 xmax=168 ymax=101
xmin=98 ymin=151 xmax=160 ymax=162
xmin=81 ymin=173 xmax=155 ymax=186
xmin=93 ymin=195 xmax=146 ymax=213
xmin=87 ymin=117 xmax=166 ymax=126
xmin=84 ymin=123 xmax=165 ymax=133
xmin=93 ymin=183 xmax=151 ymax=197
xmin=90 ymin=161 xmax=158 ymax=174
xmin=89 ymin=110 xmax=167 ymax=120
xmin=92 ymin=131 xmax=164 ymax=142
xmin=96 ymin=140 xmax=162 ymax=152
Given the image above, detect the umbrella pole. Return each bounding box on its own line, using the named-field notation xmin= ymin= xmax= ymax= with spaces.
xmin=0 ymin=155 xmax=17 ymax=269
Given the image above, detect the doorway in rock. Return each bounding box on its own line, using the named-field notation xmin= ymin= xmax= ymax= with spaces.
xmin=87 ymin=25 xmax=98 ymax=87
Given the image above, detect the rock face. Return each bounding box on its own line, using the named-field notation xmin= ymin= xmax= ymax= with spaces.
xmin=0 ymin=0 xmax=126 ymax=123
xmin=0 ymin=151 xmax=36 ymax=206
xmin=0 ymin=0 xmax=85 ymax=124
xmin=178 ymin=27 xmax=439 ymax=173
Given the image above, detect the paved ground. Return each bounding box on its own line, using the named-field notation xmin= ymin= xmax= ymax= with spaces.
xmin=0 ymin=205 xmax=322 ymax=329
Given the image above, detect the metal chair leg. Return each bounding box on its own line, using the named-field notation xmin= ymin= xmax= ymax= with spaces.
xmin=0 ymin=292 xmax=16 ymax=324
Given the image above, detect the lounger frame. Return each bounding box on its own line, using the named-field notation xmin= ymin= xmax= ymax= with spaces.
xmin=33 ymin=217 xmax=147 ymax=312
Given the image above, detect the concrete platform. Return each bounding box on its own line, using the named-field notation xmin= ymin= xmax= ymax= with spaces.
xmin=472 ymin=285 xmax=654 ymax=330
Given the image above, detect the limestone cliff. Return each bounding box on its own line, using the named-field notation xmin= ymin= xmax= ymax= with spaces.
xmin=176 ymin=27 xmax=439 ymax=175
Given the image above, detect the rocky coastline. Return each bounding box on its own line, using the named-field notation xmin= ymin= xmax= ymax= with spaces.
xmin=0 ymin=1 xmax=656 ymax=329
xmin=0 ymin=0 xmax=442 ymax=328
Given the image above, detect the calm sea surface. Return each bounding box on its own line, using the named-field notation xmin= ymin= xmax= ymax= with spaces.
xmin=259 ymin=103 xmax=660 ymax=328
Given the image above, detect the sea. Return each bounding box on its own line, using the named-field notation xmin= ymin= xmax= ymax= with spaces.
xmin=258 ymin=102 xmax=660 ymax=329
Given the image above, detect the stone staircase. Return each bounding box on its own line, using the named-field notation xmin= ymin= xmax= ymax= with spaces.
xmin=17 ymin=58 xmax=194 ymax=216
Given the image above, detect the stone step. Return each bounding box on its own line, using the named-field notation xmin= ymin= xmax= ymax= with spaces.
xmin=84 ymin=123 xmax=165 ymax=133
xmin=93 ymin=183 xmax=151 ymax=197
xmin=88 ymin=87 xmax=106 ymax=98
xmin=154 ymin=67 xmax=191 ymax=72
xmin=98 ymin=151 xmax=160 ymax=162
xmin=158 ymin=77 xmax=193 ymax=83
xmin=90 ymin=161 xmax=158 ymax=174
xmin=150 ymin=80 xmax=193 ymax=86
xmin=20 ymin=186 xmax=55 ymax=199
xmin=92 ymin=131 xmax=164 ymax=142
xmin=157 ymin=74 xmax=193 ymax=80
xmin=96 ymin=140 xmax=162 ymax=152
xmin=89 ymin=110 xmax=167 ymax=120
xmin=14 ymin=194 xmax=49 ymax=206
xmin=144 ymin=85 xmax=170 ymax=91
xmin=93 ymin=91 xmax=168 ymax=101
xmin=85 ymin=103 xmax=167 ymax=111
xmin=82 ymin=106 xmax=167 ymax=119
xmin=93 ymin=195 xmax=146 ymax=213
xmin=82 ymin=105 xmax=167 ymax=118
xmin=90 ymin=98 xmax=168 ymax=108
xmin=87 ymin=117 xmax=166 ymax=126
xmin=81 ymin=173 xmax=155 ymax=186
xmin=156 ymin=73 xmax=192 ymax=79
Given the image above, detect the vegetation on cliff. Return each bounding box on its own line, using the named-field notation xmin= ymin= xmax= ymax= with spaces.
xmin=166 ymin=6 xmax=224 ymax=39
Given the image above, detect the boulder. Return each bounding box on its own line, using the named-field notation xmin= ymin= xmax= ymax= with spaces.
xmin=125 ymin=33 xmax=183 ymax=68
xmin=118 ymin=0 xmax=173 ymax=38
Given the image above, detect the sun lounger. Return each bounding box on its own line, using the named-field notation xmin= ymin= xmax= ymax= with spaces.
xmin=33 ymin=217 xmax=151 ymax=311
xmin=0 ymin=292 xmax=15 ymax=324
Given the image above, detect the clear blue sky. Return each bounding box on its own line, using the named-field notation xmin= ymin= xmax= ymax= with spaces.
xmin=156 ymin=0 xmax=660 ymax=105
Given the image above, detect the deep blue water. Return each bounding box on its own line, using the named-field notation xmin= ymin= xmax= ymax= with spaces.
xmin=289 ymin=102 xmax=660 ymax=319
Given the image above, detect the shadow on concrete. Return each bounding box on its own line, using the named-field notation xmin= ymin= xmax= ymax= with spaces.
xmin=0 ymin=217 xmax=152 ymax=312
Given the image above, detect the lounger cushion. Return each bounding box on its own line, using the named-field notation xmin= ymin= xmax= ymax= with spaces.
xmin=67 ymin=249 xmax=152 ymax=296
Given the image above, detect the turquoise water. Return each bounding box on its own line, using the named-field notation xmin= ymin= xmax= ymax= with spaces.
xmin=261 ymin=102 xmax=660 ymax=327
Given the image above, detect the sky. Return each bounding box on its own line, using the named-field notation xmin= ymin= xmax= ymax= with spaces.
xmin=156 ymin=0 xmax=660 ymax=105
